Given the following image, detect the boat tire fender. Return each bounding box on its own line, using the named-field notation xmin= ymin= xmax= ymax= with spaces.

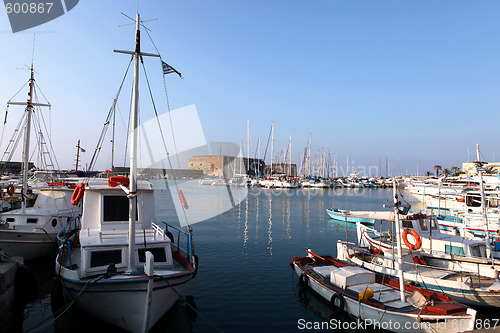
xmin=166 ymin=231 xmax=174 ymax=243
xmin=192 ymin=255 xmax=199 ymax=279
xmin=298 ymin=273 xmax=309 ymax=289
xmin=6 ymin=184 xmax=14 ymax=196
xmin=402 ymin=229 xmax=422 ymax=250
xmin=330 ymin=293 xmax=345 ymax=314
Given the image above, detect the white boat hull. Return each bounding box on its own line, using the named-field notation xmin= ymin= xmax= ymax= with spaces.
xmin=60 ymin=270 xmax=192 ymax=332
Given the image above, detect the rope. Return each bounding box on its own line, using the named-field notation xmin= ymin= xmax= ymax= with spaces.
xmin=88 ymin=56 xmax=133 ymax=171
xmin=139 ymin=52 xmax=191 ymax=229
xmin=25 ymin=275 xmax=105 ymax=333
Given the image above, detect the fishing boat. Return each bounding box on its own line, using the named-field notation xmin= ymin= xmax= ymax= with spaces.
xmin=326 ymin=208 xmax=376 ymax=225
xmin=357 ymin=213 xmax=500 ymax=278
xmin=55 ymin=12 xmax=197 ymax=332
xmin=0 ymin=65 xmax=80 ymax=260
xmin=291 ymin=180 xmax=477 ymax=332
xmin=290 ymin=251 xmax=476 ymax=332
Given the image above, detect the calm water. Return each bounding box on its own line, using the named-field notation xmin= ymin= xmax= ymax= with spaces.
xmin=21 ymin=185 xmax=497 ymax=332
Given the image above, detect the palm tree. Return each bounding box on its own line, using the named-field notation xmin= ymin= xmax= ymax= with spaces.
xmin=433 ymin=165 xmax=442 ymax=177
xmin=425 ymin=171 xmax=431 ymax=177
xmin=450 ymin=166 xmax=460 ymax=176
xmin=443 ymin=168 xmax=450 ymax=177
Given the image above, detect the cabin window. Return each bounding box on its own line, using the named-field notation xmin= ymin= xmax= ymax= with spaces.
xmin=470 ymin=245 xmax=482 ymax=258
xmin=138 ymin=248 xmax=167 ymax=263
xmin=418 ymin=219 xmax=428 ymax=231
xmin=90 ymin=249 xmax=122 ymax=268
xmin=27 ymin=218 xmax=38 ymax=224
xmin=466 ymin=195 xmax=481 ymax=207
xmin=6 ymin=218 xmax=14 ymax=223
xmin=488 ymin=198 xmax=499 ymax=208
xmin=430 ymin=218 xmax=438 ymax=230
xmin=445 ymin=244 xmax=465 ymax=256
xmin=402 ymin=220 xmax=413 ymax=229
xmin=103 ymin=196 xmax=130 ymax=222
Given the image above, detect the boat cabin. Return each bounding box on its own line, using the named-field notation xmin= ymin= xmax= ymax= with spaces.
xmin=399 ymin=214 xmax=487 ymax=259
xmin=74 ymin=183 xmax=174 ymax=279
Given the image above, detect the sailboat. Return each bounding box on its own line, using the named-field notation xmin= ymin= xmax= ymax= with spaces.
xmin=0 ymin=65 xmax=80 ymax=260
xmin=290 ymin=180 xmax=477 ymax=332
xmin=55 ymin=13 xmax=197 ymax=332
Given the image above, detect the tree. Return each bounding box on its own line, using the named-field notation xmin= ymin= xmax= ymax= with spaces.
xmin=443 ymin=168 xmax=450 ymax=177
xmin=425 ymin=171 xmax=431 ymax=177
xmin=433 ymin=165 xmax=442 ymax=177
xmin=450 ymin=166 xmax=460 ymax=176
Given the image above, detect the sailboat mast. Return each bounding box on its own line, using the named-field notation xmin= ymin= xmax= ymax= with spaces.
xmin=21 ymin=66 xmax=35 ymax=212
xmin=393 ymin=179 xmax=405 ymax=302
xmin=270 ymin=121 xmax=274 ymax=177
xmin=476 ymin=144 xmax=493 ymax=263
xmin=127 ymin=13 xmax=141 ymax=273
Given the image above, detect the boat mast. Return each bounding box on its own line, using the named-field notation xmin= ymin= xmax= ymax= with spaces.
xmin=476 ymin=144 xmax=494 ymax=264
xmin=308 ymin=132 xmax=311 ymax=177
xmin=114 ymin=12 xmax=160 ymax=272
xmin=75 ymin=140 xmax=81 ymax=171
xmin=7 ymin=65 xmax=50 ymax=212
xmin=270 ymin=121 xmax=274 ymax=177
xmin=127 ymin=13 xmax=142 ymax=273
xmin=392 ymin=178 xmax=406 ymax=302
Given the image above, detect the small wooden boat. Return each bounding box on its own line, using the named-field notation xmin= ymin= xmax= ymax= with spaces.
xmin=290 ymin=250 xmax=476 ymax=332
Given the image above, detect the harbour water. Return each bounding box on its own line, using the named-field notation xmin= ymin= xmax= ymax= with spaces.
xmin=21 ymin=184 xmax=500 ymax=332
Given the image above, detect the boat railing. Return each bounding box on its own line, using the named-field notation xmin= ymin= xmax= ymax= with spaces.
xmin=158 ymin=221 xmax=194 ymax=260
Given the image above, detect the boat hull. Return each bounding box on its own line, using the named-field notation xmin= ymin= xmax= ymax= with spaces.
xmin=326 ymin=209 xmax=375 ymax=224
xmin=60 ymin=272 xmax=192 ymax=332
xmin=0 ymin=230 xmax=56 ymax=259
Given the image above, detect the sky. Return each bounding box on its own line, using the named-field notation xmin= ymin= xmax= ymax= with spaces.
xmin=0 ymin=0 xmax=499 ymax=176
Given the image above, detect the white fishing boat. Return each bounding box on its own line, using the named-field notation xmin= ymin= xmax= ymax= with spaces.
xmin=290 ymin=181 xmax=477 ymax=332
xmin=55 ymin=12 xmax=197 ymax=332
xmin=290 ymin=251 xmax=476 ymax=332
xmin=0 ymin=65 xmax=79 ymax=260
xmin=337 ymin=239 xmax=500 ymax=307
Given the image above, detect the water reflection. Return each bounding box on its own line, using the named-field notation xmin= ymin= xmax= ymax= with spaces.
xmin=293 ymin=284 xmax=359 ymax=332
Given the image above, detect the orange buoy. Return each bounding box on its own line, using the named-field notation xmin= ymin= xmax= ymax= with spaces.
xmin=402 ymin=229 xmax=422 ymax=250
xmin=71 ymin=183 xmax=85 ymax=206
xmin=108 ymin=176 xmax=130 ymax=188
xmin=178 ymin=189 xmax=189 ymax=209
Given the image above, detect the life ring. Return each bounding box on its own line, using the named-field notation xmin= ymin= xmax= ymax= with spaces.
xmin=330 ymin=293 xmax=345 ymax=314
xmin=298 ymin=273 xmax=309 ymax=289
xmin=6 ymin=184 xmax=15 ymax=196
xmin=402 ymin=229 xmax=422 ymax=250
xmin=108 ymin=176 xmax=130 ymax=188
xmin=71 ymin=183 xmax=85 ymax=206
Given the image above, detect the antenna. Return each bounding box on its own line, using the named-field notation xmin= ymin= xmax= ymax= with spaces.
xmin=31 ymin=34 xmax=36 ymax=66
xmin=120 ymin=12 xmax=156 ymax=31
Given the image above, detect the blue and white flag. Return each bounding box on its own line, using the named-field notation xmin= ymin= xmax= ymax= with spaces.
xmin=475 ymin=164 xmax=487 ymax=172
xmin=162 ymin=61 xmax=182 ymax=78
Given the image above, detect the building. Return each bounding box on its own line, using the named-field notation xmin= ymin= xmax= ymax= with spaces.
xmin=188 ymin=156 xmax=265 ymax=177
xmin=462 ymin=162 xmax=500 ymax=175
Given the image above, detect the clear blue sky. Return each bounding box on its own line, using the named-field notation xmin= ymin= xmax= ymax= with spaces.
xmin=1 ymin=1 xmax=499 ymax=176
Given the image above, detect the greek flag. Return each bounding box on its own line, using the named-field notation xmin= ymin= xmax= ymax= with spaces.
xmin=162 ymin=61 xmax=182 ymax=78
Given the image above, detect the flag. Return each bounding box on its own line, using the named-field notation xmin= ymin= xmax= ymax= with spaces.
xmin=80 ymin=147 xmax=86 ymax=153
xmin=475 ymin=164 xmax=487 ymax=172
xmin=162 ymin=61 xmax=182 ymax=78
